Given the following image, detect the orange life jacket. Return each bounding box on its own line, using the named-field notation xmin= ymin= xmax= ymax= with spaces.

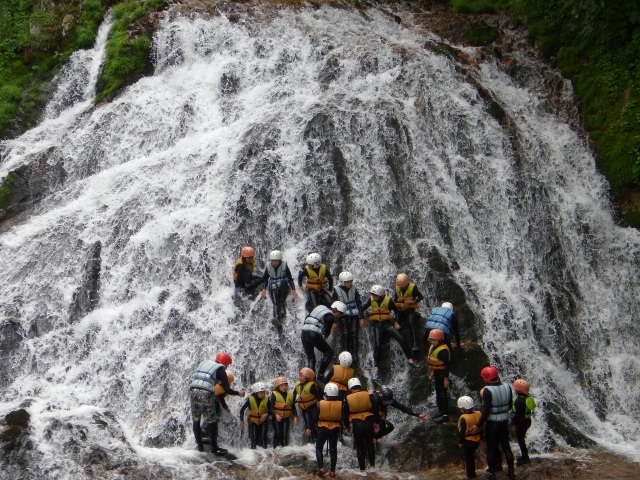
xmin=317 ymin=400 xmax=343 ymax=429
xmin=427 ymin=343 xmax=450 ymax=371
xmin=305 ymin=264 xmax=328 ymax=290
xmin=248 ymin=395 xmax=269 ymax=424
xmin=272 ymin=390 xmax=294 ymax=419
xmin=369 ymin=296 xmax=392 ymax=322
xmin=295 ymin=381 xmax=318 ymax=409
xmin=395 ymin=283 xmax=418 ymax=310
xmin=329 ymin=365 xmax=354 ymax=391
xmin=347 ymin=391 xmax=373 ymax=421
xmin=458 ymin=411 xmax=482 ymax=442
xmin=232 ymin=257 xmax=255 ymax=282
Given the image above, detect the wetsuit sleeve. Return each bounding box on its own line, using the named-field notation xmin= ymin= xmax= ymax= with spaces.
xmin=412 ymin=286 xmax=424 ymax=304
xmin=234 ymin=263 xmax=244 ymax=288
xmin=310 ymin=402 xmax=320 ymax=426
xmin=268 ymin=393 xmax=276 ymax=415
xmin=326 ymin=268 xmax=334 ymax=290
xmin=370 ymin=393 xmax=380 ymax=422
xmin=477 ymin=389 xmax=493 ymax=427
xmin=219 ymin=396 xmax=230 ymax=413
xmin=342 ymin=399 xmax=351 ymax=428
xmin=388 ymin=298 xmax=400 ymax=314
xmin=261 ymin=269 xmax=270 ymax=290
xmin=216 ymin=367 xmax=240 ymax=396
xmin=311 ymin=382 xmax=323 ymax=401
xmin=285 ymin=266 xmax=295 ymax=291
xmin=512 ymin=395 xmax=526 ymax=424
xmin=452 ymin=311 xmax=461 ymax=347
xmin=391 ymin=400 xmax=419 ymax=417
xmin=325 ymin=367 xmax=335 ymax=382
xmin=355 ymin=290 xmax=365 ymax=318
xmin=297 ymin=269 xmax=307 ymax=288
xmin=458 ymin=417 xmax=467 ymax=443
xmin=362 ymin=297 xmax=371 ymax=311
xmin=239 ymin=398 xmax=250 ymax=420
xmin=322 ymin=312 xmax=335 ymax=336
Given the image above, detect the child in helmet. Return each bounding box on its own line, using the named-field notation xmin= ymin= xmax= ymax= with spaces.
xmin=232 ymin=246 xmax=262 ymax=296
xmin=332 ymin=271 xmax=365 ymax=364
xmin=260 ymin=249 xmax=297 ymax=323
xmin=312 ymin=382 xmax=343 ymax=478
xmin=298 ymin=252 xmax=334 ymax=312
xmin=393 ymin=273 xmax=425 ymax=357
xmin=294 ymin=367 xmax=322 ymax=443
xmin=456 ymin=395 xmax=482 ymax=480
xmin=426 ymin=328 xmax=451 ymax=423
xmin=362 ymin=284 xmax=421 ymax=374
xmin=323 ymin=351 xmax=355 ymax=400
xmin=373 ymin=386 xmax=429 ymax=441
xmin=270 ymin=376 xmax=298 ymax=447
xmin=239 ymin=382 xmax=271 ymax=449
xmin=511 ymin=378 xmax=536 ymax=466
xmin=343 ymin=377 xmax=379 ymax=472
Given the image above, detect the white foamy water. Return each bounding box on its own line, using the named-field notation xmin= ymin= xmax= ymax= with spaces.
xmin=1 ymin=5 xmax=639 ymax=478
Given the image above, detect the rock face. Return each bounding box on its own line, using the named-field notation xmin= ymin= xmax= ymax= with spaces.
xmin=0 ymin=147 xmax=66 ymax=226
xmin=68 ymin=241 xmax=103 ymax=323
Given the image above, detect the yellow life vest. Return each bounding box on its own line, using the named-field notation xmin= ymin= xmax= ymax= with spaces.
xmin=295 ymin=381 xmax=318 ymax=409
xmin=428 ymin=343 xmax=451 ymax=371
xmin=214 ymin=384 xmax=227 ymax=399
xmin=369 ymin=296 xmax=392 ymax=322
xmin=305 ymin=264 xmax=328 ymax=290
xmin=329 ymin=365 xmax=354 ymax=391
xmin=395 ymin=283 xmax=418 ymax=310
xmin=458 ymin=411 xmax=482 ymax=442
xmin=318 ymin=400 xmax=343 ymax=429
xmin=272 ymin=390 xmax=294 ymax=419
xmin=347 ymin=391 xmax=373 ymax=421
xmin=232 ymin=257 xmax=255 ymax=282
xmin=248 ymin=395 xmax=269 ymax=424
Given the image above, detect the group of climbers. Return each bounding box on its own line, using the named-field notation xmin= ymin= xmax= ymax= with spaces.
xmin=189 ymin=247 xmax=538 ymax=479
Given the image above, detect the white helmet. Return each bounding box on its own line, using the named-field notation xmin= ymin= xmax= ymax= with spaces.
xmin=370 ymin=284 xmax=385 ymax=296
xmin=306 ymin=252 xmax=322 ymax=267
xmin=442 ymin=302 xmax=454 ymax=311
xmin=457 ymin=396 xmax=474 ymax=410
xmin=347 ymin=378 xmax=362 ymax=390
xmin=269 ymin=250 xmax=283 ymax=261
xmin=331 ymin=301 xmax=347 ymax=314
xmin=253 ymin=382 xmax=267 ymax=393
xmin=324 ymin=382 xmax=340 ymax=398
xmin=338 ymin=271 xmax=354 ymax=283
xmin=338 ymin=351 xmax=353 ymax=368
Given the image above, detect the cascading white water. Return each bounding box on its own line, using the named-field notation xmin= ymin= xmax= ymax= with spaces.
xmin=1 ymin=4 xmax=639 ymax=478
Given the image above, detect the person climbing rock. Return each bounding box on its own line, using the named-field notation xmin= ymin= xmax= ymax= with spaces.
xmin=240 ymin=382 xmax=271 ymax=449
xmin=233 ymin=246 xmax=262 ymax=296
xmin=331 ymin=271 xmax=365 ymax=365
xmin=270 ymin=376 xmax=298 ymax=447
xmin=424 ymin=301 xmax=461 ymax=355
xmin=427 ymin=328 xmax=451 ymax=423
xmin=312 ymin=382 xmax=343 ymax=478
xmin=512 ymin=378 xmax=536 ymax=467
xmin=323 ymin=351 xmax=355 ymax=401
xmin=301 ymin=302 xmax=346 ymax=381
xmin=393 ymin=273 xmax=425 ymax=357
xmin=294 ymin=367 xmax=322 ymax=443
xmin=456 ymin=395 xmax=483 ymax=480
xmin=373 ymin=386 xmax=429 ymax=440
xmin=298 ymin=252 xmax=334 ymax=312
xmin=363 ymin=284 xmax=420 ymax=375
xmin=343 ymin=378 xmax=379 ymax=473
xmin=260 ymin=249 xmax=297 ymax=325
xmin=467 ymin=366 xmax=515 ymax=480
xmin=189 ymin=352 xmax=245 ymax=455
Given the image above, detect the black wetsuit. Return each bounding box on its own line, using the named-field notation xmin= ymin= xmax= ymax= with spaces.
xmin=393 ymin=284 xmax=425 ymax=356
xmin=374 ymin=395 xmax=422 ymax=439
xmin=298 ymin=265 xmax=334 ymax=311
xmin=512 ymin=393 xmax=532 ymax=462
xmin=261 ymin=262 xmax=296 ymax=321
xmin=362 ymin=297 xmax=413 ymax=369
xmin=331 ymin=285 xmax=364 ymax=364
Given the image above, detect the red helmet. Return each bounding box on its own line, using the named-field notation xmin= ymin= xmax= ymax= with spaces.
xmin=428 ymin=328 xmax=445 ymax=341
xmin=512 ymin=378 xmax=530 ymax=394
xmin=241 ymin=246 xmax=255 ymax=258
xmin=215 ymin=352 xmax=232 ymax=367
xmin=480 ymin=366 xmax=499 ymax=383
xmin=299 ymin=367 xmax=315 ymax=381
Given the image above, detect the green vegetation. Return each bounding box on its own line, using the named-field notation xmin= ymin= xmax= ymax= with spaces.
xmin=95 ymin=0 xmax=167 ymax=102
xmin=451 ymin=0 xmax=640 ymax=205
xmin=464 ymin=24 xmax=499 ymax=46
xmin=0 ymin=0 xmax=107 ymax=137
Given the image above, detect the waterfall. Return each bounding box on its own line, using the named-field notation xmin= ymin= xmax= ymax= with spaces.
xmin=1 ymin=5 xmax=639 ymax=478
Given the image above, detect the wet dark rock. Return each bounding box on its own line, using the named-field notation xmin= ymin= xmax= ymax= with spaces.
xmin=68 ymin=241 xmax=102 ymax=323
xmin=0 ymin=147 xmax=66 ymax=225
xmin=221 ymin=72 xmax=240 ymax=94
xmin=0 ymin=319 xmax=24 ymax=388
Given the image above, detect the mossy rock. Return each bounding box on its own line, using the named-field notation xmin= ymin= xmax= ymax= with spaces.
xmin=545 ymin=402 xmax=595 ymax=448
xmin=387 ymin=422 xmax=461 ymax=470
